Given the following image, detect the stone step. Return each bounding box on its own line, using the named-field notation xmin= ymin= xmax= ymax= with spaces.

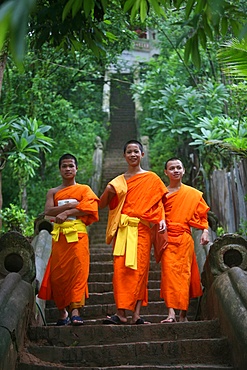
xmin=87 ymin=270 xmax=161 ymax=282
xmin=46 ymin=289 xmax=164 ymax=308
xmin=17 ymin=363 xmax=235 ymax=370
xmin=87 ymin=279 xmax=160 ymax=293
xmin=44 ymin=314 xmax=201 ymax=327
xmin=44 ymin=299 xmax=200 ymax=322
xmin=27 ymin=320 xmax=223 ymax=346
xmin=89 ymin=245 xmax=113 ymax=252
xmin=88 ymin=260 xmax=161 ymax=273
xmin=17 ymin=79 xmax=235 ymax=370
xmin=19 ymin=336 xmax=232 ymax=369
xmin=90 ymin=253 xmax=113 ymax=262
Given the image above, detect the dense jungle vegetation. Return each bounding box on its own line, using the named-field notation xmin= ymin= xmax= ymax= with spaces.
xmin=0 ymin=0 xmax=247 ymax=235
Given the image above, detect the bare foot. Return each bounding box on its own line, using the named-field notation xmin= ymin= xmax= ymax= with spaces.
xmin=179 ymin=316 xmax=188 ymax=322
xmin=161 ymin=316 xmax=176 ymax=323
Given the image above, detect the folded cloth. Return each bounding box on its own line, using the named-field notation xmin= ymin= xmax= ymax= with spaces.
xmin=51 ymin=219 xmax=87 ymax=243
xmin=151 ymin=224 xmax=168 ymax=263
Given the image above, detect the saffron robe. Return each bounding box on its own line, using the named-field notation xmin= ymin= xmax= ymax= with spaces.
xmin=38 ymin=184 xmax=99 ymax=310
xmin=106 ymin=172 xmax=168 ymax=311
xmin=160 ymin=184 xmax=209 ymax=311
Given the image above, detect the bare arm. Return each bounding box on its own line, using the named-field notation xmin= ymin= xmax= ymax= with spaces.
xmin=99 ymin=184 xmax=116 ymax=209
xmin=44 ymin=188 xmax=79 ymax=216
xmin=44 ymin=188 xmax=87 ymax=224
xmin=200 ymin=229 xmax=209 ymax=245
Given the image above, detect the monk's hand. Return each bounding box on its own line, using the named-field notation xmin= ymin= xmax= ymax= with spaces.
xmin=158 ymin=219 xmax=167 ymax=233
xmin=55 ymin=212 xmax=69 ymax=224
xmin=200 ymin=229 xmax=209 ymax=245
xmin=68 ymin=201 xmax=79 ymax=208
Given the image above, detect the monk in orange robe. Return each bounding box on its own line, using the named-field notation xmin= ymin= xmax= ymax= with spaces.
xmin=160 ymin=158 xmax=209 ymax=323
xmin=38 ymin=153 xmax=99 ymax=326
xmin=99 ymin=140 xmax=168 ymax=325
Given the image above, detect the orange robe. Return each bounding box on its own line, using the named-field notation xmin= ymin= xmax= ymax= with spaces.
xmin=160 ymin=184 xmax=209 ymax=311
xmin=107 ymin=172 xmax=168 ymax=311
xmin=38 ymin=184 xmax=99 ymax=310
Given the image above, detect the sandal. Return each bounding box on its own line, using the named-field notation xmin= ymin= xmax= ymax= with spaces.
xmin=103 ymin=314 xmax=126 ymax=325
xmin=56 ymin=316 xmax=70 ymax=326
xmin=71 ymin=315 xmax=84 ymax=326
xmin=131 ymin=317 xmax=151 ymax=325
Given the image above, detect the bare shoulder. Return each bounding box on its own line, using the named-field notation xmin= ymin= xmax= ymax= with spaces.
xmin=105 ymin=184 xmax=116 ymax=193
xmin=46 ymin=185 xmax=62 ymax=197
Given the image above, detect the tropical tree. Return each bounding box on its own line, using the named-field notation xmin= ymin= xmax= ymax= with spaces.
xmin=0 ymin=0 xmax=246 ymax=68
xmin=0 ymin=115 xmax=16 ymax=218
xmin=6 ymin=117 xmax=53 ymax=211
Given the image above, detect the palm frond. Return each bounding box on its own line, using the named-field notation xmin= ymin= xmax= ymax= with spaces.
xmin=218 ymin=38 xmax=247 ymax=80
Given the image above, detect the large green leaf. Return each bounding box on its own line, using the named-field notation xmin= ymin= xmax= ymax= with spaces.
xmin=218 ymin=39 xmax=247 ymax=80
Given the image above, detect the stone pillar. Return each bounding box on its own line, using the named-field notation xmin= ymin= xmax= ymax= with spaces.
xmin=90 ymin=136 xmax=103 ymax=196
xmin=141 ymin=135 xmax=150 ymax=170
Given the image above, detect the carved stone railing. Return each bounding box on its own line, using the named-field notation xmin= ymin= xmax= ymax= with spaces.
xmin=0 ymin=231 xmax=36 ymax=283
xmin=201 ymin=233 xmax=247 ymax=370
xmin=32 ymin=227 xmax=52 ymax=325
xmin=0 ymin=231 xmax=35 ymax=370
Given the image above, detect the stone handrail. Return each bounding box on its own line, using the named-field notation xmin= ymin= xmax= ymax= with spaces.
xmin=0 ymin=273 xmax=34 ymax=370
xmin=32 ymin=228 xmax=52 ymax=325
xmin=0 ymin=231 xmax=36 ymax=370
xmin=201 ymin=233 xmax=247 ymax=370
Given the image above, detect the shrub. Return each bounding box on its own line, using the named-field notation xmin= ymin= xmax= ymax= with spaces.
xmin=0 ymin=203 xmax=34 ymax=237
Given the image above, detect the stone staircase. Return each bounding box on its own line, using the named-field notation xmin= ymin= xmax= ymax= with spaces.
xmin=17 ymin=243 xmax=235 ymax=369
xmin=17 ymin=74 xmax=235 ymax=369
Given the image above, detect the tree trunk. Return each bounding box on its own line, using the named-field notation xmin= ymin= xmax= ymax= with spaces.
xmin=21 ymin=184 xmax=28 ymax=212
xmin=0 ymin=50 xmax=7 ymax=98
xmin=0 ymin=170 xmax=2 ymax=229
xmin=0 ymin=50 xmax=8 ymax=229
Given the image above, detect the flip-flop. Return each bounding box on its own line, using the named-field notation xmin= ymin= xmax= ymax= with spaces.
xmin=132 ymin=317 xmax=151 ymax=325
xmin=71 ymin=315 xmax=84 ymax=326
xmin=103 ymin=314 xmax=126 ymax=325
xmin=56 ymin=316 xmax=70 ymax=326
xmin=161 ymin=317 xmax=176 ymax=323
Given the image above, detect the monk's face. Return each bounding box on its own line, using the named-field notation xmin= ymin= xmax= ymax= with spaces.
xmin=124 ymin=143 xmax=144 ymax=166
xmin=60 ymin=159 xmax=77 ymax=179
xmin=164 ymin=159 xmax=185 ymax=180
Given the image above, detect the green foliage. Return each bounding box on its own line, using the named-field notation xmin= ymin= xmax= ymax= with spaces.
xmin=147 ymin=131 xmax=180 ymax=181
xmin=1 ymin=0 xmax=247 ymax=68
xmin=172 ymin=0 xmax=247 ymax=68
xmin=218 ymin=38 xmax=247 ymax=80
xmin=216 ymin=226 xmax=225 ymax=237
xmin=0 ymin=0 xmax=36 ymax=68
xmin=5 ymin=116 xmax=53 ymax=208
xmin=190 ymin=116 xmax=247 ymax=159
xmin=1 ymin=46 xmax=108 ymax=216
xmin=134 ymin=76 xmax=229 ymax=174
xmin=238 ymin=218 xmax=247 ymax=238
xmin=0 ymin=203 xmax=34 ymax=237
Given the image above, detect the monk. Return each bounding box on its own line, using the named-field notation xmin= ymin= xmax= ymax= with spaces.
xmin=38 ymin=153 xmax=99 ymax=326
xmin=160 ymin=158 xmax=209 ymax=323
xmin=99 ymin=140 xmax=168 ymax=325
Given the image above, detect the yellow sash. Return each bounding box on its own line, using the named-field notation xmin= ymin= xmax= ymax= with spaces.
xmin=114 ymin=214 xmax=149 ymax=270
xmin=51 ymin=219 xmax=87 ymax=243
xmin=106 ymin=174 xmax=127 ymax=244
